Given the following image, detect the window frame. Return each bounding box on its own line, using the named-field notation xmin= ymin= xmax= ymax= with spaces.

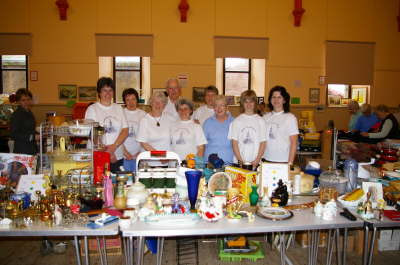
xmin=0 ymin=55 xmax=29 ymax=94
xmin=222 ymin=58 xmax=251 ymax=96
xmin=326 ymin=84 xmax=369 ymax=107
xmin=112 ymin=56 xmax=143 ymax=103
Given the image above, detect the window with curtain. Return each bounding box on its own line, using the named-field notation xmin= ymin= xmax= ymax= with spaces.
xmin=0 ymin=55 xmax=28 ymax=94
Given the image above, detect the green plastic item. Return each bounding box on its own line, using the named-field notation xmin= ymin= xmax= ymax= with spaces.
xmin=218 ymin=240 xmax=265 ymax=262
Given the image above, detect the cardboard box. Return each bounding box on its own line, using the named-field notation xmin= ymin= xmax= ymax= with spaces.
xmin=380 ymin=230 xmax=393 ymax=241
xmin=378 ymin=239 xmax=400 ymax=251
xmin=225 ymin=166 xmax=257 ymax=203
xmin=391 ymin=229 xmax=400 ymax=241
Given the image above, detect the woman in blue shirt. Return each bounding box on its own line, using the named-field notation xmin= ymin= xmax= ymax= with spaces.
xmin=203 ymin=95 xmax=234 ymax=164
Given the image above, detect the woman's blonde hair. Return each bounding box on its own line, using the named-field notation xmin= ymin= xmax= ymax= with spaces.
xmin=214 ymin=95 xmax=227 ymax=106
xmin=239 ymin=90 xmax=258 ymax=113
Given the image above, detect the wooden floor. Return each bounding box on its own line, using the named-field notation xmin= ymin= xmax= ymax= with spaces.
xmin=0 ymin=236 xmax=399 ymax=265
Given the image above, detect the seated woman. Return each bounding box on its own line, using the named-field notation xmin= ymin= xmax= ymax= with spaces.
xmin=263 ymin=86 xmax=299 ymax=165
xmin=170 ymin=99 xmax=207 ymax=161
xmin=136 ymin=91 xmax=175 ymax=151
xmin=347 ymin=100 xmax=361 ymax=131
xmin=228 ymin=90 xmax=266 ymax=170
xmin=203 ymin=95 xmax=234 ymax=164
xmin=353 ymin=104 xmax=379 ymax=133
xmin=85 ymin=77 xmax=128 ymax=172
xmin=360 ymin=104 xmax=399 ymax=142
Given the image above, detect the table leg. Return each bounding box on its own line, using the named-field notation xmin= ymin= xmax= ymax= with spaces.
xmin=280 ymin=232 xmax=285 ymax=265
xmin=342 ymin=228 xmax=348 ymax=265
xmin=96 ymin=237 xmax=104 ymax=265
xmin=362 ymin=225 xmax=370 ymax=265
xmin=136 ymin=236 xmax=145 ymax=265
xmin=84 ymin=236 xmax=90 ymax=265
xmin=326 ymin=230 xmax=332 ymax=265
xmin=308 ymin=231 xmax=312 ymax=265
xmin=367 ymin=227 xmax=377 ymax=265
xmin=336 ymin=228 xmax=341 ymax=265
xmin=156 ymin=237 xmax=165 ymax=265
xmin=102 ymin=237 xmax=108 ymax=265
xmin=74 ymin=236 xmax=82 ymax=265
xmin=314 ymin=230 xmax=320 ymax=265
xmin=129 ymin=236 xmax=134 ymax=265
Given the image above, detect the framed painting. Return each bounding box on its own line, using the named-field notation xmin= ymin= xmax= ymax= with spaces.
xmin=78 ymin=86 xmax=97 ymax=102
xmin=58 ymin=84 xmax=77 ymax=100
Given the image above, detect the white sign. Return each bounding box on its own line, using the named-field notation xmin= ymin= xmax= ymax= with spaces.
xmin=261 ymin=163 xmax=289 ymax=197
xmin=16 ymin=174 xmax=47 ymax=200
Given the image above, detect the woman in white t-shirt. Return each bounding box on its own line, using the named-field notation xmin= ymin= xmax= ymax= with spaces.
xmin=170 ymin=99 xmax=207 ymax=160
xmin=228 ymin=90 xmax=266 ymax=169
xmin=263 ymin=85 xmax=299 ymax=165
xmin=85 ymin=77 xmax=129 ymax=172
xmin=121 ymin=88 xmax=146 ymax=172
xmin=136 ymin=92 xmax=175 ymax=151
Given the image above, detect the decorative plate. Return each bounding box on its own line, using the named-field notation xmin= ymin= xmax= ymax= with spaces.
xmin=256 ymin=207 xmax=293 ymax=221
xmin=208 ymin=172 xmax=232 ymax=195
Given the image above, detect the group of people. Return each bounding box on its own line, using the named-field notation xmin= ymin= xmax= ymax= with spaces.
xmin=85 ymin=77 xmax=299 ymax=172
xmin=347 ymin=100 xmax=400 ymax=143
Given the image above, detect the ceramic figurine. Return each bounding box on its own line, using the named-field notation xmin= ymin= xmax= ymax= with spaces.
xmin=198 ymin=195 xmax=223 ymax=222
xmin=143 ymin=196 xmax=157 ymax=212
xmin=54 ymin=204 xmax=63 ymax=226
xmin=314 ymin=201 xmax=323 ymax=217
xmin=322 ymin=199 xmax=337 ymax=221
xmin=271 ymin=179 xmax=289 ymax=207
xmin=138 ymin=207 xmax=154 ymax=221
xmin=361 ymin=192 xmax=374 ymax=219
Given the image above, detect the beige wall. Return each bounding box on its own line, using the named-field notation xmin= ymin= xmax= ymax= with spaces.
xmin=2 ymin=0 xmax=400 ymax=128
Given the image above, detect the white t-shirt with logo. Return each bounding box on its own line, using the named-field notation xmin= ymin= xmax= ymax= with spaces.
xmin=263 ymin=111 xmax=299 ymax=162
xmin=193 ymin=105 xmax=215 ymax=125
xmin=123 ymin=108 xmax=147 ymax=157
xmin=228 ymin=113 xmax=267 ymax=163
xmin=170 ymin=119 xmax=208 ymax=160
xmin=136 ymin=113 xmax=175 ymax=151
xmin=85 ymin=102 xmax=128 ymax=160
xmin=163 ymin=98 xmax=179 ymax=121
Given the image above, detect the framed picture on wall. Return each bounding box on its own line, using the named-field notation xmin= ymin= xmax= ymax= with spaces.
xmin=58 ymin=84 xmax=77 ymax=100
xmin=192 ymin=87 xmax=205 ymax=103
xmin=152 ymin=88 xmax=167 ymax=96
xmin=309 ymin=88 xmax=320 ymax=103
xmin=78 ymin=86 xmax=97 ymax=102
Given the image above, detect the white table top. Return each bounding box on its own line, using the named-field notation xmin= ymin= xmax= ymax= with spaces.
xmin=121 ymin=208 xmax=364 ymax=237
xmin=346 ymin=208 xmax=400 ymax=229
xmin=0 ymin=222 xmax=119 ymax=237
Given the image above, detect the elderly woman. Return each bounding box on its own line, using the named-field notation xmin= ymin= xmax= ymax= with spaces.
xmin=203 ymin=95 xmax=234 ymax=163
xmin=348 ymin=100 xmax=362 ymax=131
xmin=228 ymin=90 xmax=266 ymax=169
xmin=121 ymin=88 xmax=146 ymax=172
xmin=353 ymin=104 xmax=379 ymax=133
xmin=360 ymin=104 xmax=399 ymax=141
xmin=136 ymin=92 xmax=175 ymax=151
xmin=263 ymin=86 xmax=299 ymax=165
xmin=10 ymin=88 xmax=37 ymax=155
xmin=85 ymin=77 xmax=128 ymax=172
xmin=170 ymin=99 xmax=207 ymax=160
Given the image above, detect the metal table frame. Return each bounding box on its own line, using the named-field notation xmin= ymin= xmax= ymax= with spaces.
xmin=362 ymin=218 xmax=400 ymax=265
xmin=0 ymin=223 xmax=119 ymax=265
xmin=121 ymin=208 xmax=363 ymax=265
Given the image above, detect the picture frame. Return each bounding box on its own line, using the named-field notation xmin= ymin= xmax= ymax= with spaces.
xmin=152 ymin=88 xmax=167 ymax=96
xmin=78 ymin=86 xmax=97 ymax=102
xmin=257 ymin=97 xmax=265 ymax=104
xmin=30 ymin=71 xmax=38 ymax=81
xmin=192 ymin=87 xmax=205 ymax=103
xmin=309 ymin=88 xmax=320 ymax=103
xmin=58 ymin=84 xmax=77 ymax=100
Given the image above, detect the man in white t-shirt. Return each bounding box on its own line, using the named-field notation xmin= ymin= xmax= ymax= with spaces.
xmin=193 ymin=85 xmax=218 ymax=125
xmin=170 ymin=99 xmax=207 ymax=160
xmin=163 ymin=78 xmax=181 ymax=121
xmin=121 ymin=88 xmax=147 ymax=172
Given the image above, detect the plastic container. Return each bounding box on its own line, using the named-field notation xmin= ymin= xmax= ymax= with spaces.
xmin=319 ymin=167 xmax=348 ymax=195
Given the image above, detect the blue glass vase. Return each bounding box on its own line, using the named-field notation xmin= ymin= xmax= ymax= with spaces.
xmin=185 ymin=170 xmax=202 ymax=211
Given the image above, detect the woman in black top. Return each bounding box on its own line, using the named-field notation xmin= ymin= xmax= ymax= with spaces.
xmin=10 ymin=89 xmax=37 ymax=154
xmin=360 ymin=104 xmax=399 ymax=142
